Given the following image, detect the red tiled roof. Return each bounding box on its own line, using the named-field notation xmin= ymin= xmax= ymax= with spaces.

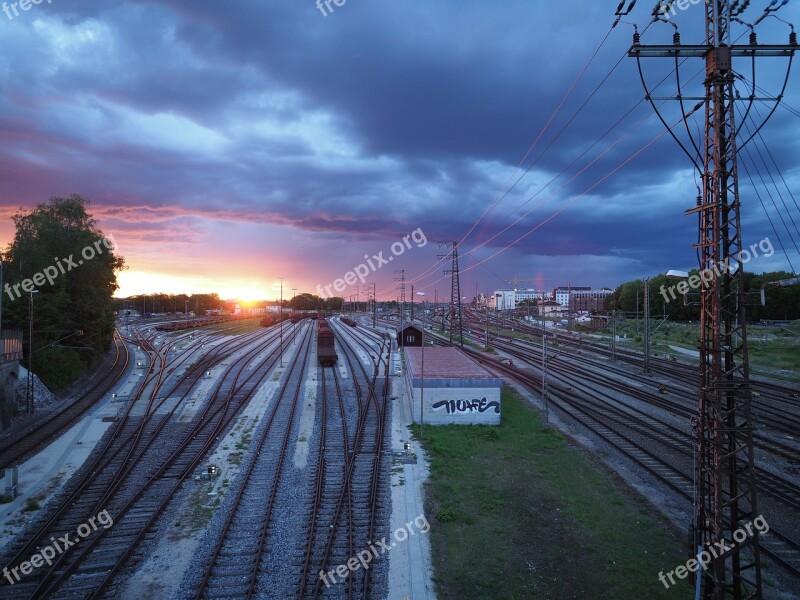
xmin=405 ymin=346 xmax=494 ymax=379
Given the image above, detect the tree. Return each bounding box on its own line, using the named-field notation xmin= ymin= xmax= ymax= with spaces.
xmin=3 ymin=195 xmax=125 ymax=389
xmin=607 ymin=270 xmax=800 ymax=323
xmin=288 ymin=293 xmax=318 ymax=311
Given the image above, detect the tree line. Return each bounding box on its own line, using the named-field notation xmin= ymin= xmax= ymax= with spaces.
xmin=606 ymin=271 xmax=800 ymax=321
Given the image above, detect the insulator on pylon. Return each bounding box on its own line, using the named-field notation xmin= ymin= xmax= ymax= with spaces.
xmin=749 ymin=31 xmax=757 ymax=46
xmin=633 ymin=31 xmax=641 ymax=46
xmin=696 ymin=195 xmax=702 ymax=207
xmin=673 ymin=32 xmax=681 ymax=45
xmin=791 ymin=31 xmax=798 ymax=46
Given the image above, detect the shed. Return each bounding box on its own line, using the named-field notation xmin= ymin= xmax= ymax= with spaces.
xmin=396 ymin=321 xmax=423 ymax=347
xmin=404 ymin=346 xmax=502 ymax=425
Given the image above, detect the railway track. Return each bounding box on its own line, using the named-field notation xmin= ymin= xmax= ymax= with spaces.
xmin=182 ymin=316 xmax=391 ymax=599
xmin=477 ymin=312 xmax=800 ymax=407
xmin=489 ymin=336 xmax=800 ymax=467
xmin=190 ymin=325 xmax=313 ymax=599
xmin=0 ymin=331 xmax=131 ymax=471
xmin=298 ymin=365 xmax=352 ymax=599
xmin=305 ymin=319 xmax=390 ymax=599
xmin=0 ymin=322 xmax=295 ymax=598
xmin=462 ymin=347 xmax=800 ymax=583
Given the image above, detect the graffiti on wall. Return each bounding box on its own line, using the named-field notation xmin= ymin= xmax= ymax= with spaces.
xmin=431 ymin=398 xmax=500 ymax=415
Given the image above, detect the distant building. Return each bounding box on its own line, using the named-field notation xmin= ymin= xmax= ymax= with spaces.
xmin=551 ymin=287 xmax=613 ymax=312
xmin=0 ymin=331 xmax=23 ymax=432
xmin=489 ymin=288 xmax=550 ymax=311
xmin=552 ymin=286 xmax=591 ymax=307
xmin=571 ymin=289 xmax=614 ymax=312
xmin=539 ymin=301 xmax=565 ymax=316
xmin=491 ymin=290 xmax=516 ymax=310
xmin=488 ymin=286 xmax=613 ymax=312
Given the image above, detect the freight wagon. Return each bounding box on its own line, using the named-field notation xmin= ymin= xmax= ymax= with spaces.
xmin=317 ymin=318 xmax=338 ymax=366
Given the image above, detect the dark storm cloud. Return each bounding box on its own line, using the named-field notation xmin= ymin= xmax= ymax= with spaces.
xmin=0 ymin=0 xmax=797 ymax=292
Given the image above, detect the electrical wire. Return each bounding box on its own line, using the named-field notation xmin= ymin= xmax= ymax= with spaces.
xmin=394 ymin=24 xmax=672 ymax=295
xmin=751 ymin=101 xmax=800 ymax=219
xmin=739 ymin=157 xmax=799 ymax=275
xmin=412 ymin=111 xmax=697 ymax=292
xmin=457 ymin=26 xmax=618 ymax=249
xmin=380 ymin=6 xmax=798 ymax=299
xmin=736 ymin=100 xmax=800 ymax=258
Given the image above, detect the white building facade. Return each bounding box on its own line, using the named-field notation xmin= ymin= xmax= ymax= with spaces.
xmin=489 ymin=289 xmax=550 ymax=310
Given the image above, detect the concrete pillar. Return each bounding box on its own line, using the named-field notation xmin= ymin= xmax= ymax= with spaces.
xmin=4 ymin=466 xmax=18 ymax=498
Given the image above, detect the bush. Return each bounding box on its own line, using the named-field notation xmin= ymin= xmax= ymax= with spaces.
xmin=483 ymin=428 xmax=500 ymax=441
xmin=436 ymin=506 xmax=455 ymax=523
xmin=36 ymin=347 xmax=87 ymax=390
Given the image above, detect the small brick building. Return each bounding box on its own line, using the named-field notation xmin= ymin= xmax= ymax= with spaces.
xmin=396 ymin=322 xmax=423 ymax=347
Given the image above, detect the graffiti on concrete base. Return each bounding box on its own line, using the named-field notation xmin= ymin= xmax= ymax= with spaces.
xmin=431 ymin=398 xmax=500 ymax=414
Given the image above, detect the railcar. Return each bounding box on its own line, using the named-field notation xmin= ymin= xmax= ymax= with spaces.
xmin=317 ymin=319 xmax=338 ymax=366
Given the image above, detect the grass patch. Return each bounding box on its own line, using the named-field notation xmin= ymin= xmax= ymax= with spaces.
xmin=747 ymin=343 xmax=800 ymax=372
xmin=236 ymin=430 xmax=252 ymax=450
xmin=186 ymin=485 xmax=219 ymax=531
xmin=22 ymin=498 xmax=40 ymax=512
xmin=614 ymin=320 xmax=800 ymax=373
xmin=414 ymin=387 xmax=688 ymax=599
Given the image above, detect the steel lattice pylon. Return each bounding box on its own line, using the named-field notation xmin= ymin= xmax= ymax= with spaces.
xmin=694 ymin=16 xmax=761 ymax=598
xmin=394 ymin=269 xmax=406 ymax=321
xmin=441 ymin=242 xmax=463 ymax=347
xmin=629 ymin=1 xmax=796 ymax=597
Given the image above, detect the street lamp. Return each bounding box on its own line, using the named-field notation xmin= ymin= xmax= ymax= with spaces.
xmin=292 ymin=288 xmax=297 ymax=345
xmin=416 ymin=291 xmax=426 ymax=439
xmin=541 ymin=303 xmax=548 ymax=424
xmin=28 ymin=289 xmax=39 ymax=415
xmin=0 ymin=260 xmax=4 ymax=360
xmin=666 ymin=270 xmax=690 ymax=306
xmin=279 ymin=277 xmax=284 ymax=367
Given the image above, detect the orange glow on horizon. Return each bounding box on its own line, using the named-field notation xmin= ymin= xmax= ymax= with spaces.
xmin=115 ymin=269 xmax=281 ymax=302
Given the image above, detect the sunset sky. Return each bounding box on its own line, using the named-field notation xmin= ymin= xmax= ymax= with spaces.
xmin=1 ymin=1 xmax=798 ymax=302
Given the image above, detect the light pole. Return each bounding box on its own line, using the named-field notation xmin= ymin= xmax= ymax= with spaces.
xmin=292 ymin=288 xmax=297 ymax=344
xmin=611 ymin=309 xmax=616 ymax=361
xmin=416 ymin=291 xmax=426 ymax=439
xmin=279 ymin=277 xmax=284 ymax=367
xmin=643 ymin=278 xmax=650 ymax=374
xmin=485 ymin=306 xmax=489 ymax=349
xmin=495 ymin=294 xmax=500 ymax=343
xmin=0 ymin=260 xmax=4 ymax=358
xmin=541 ymin=303 xmax=548 ymax=424
xmin=28 ymin=289 xmax=39 ymax=415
